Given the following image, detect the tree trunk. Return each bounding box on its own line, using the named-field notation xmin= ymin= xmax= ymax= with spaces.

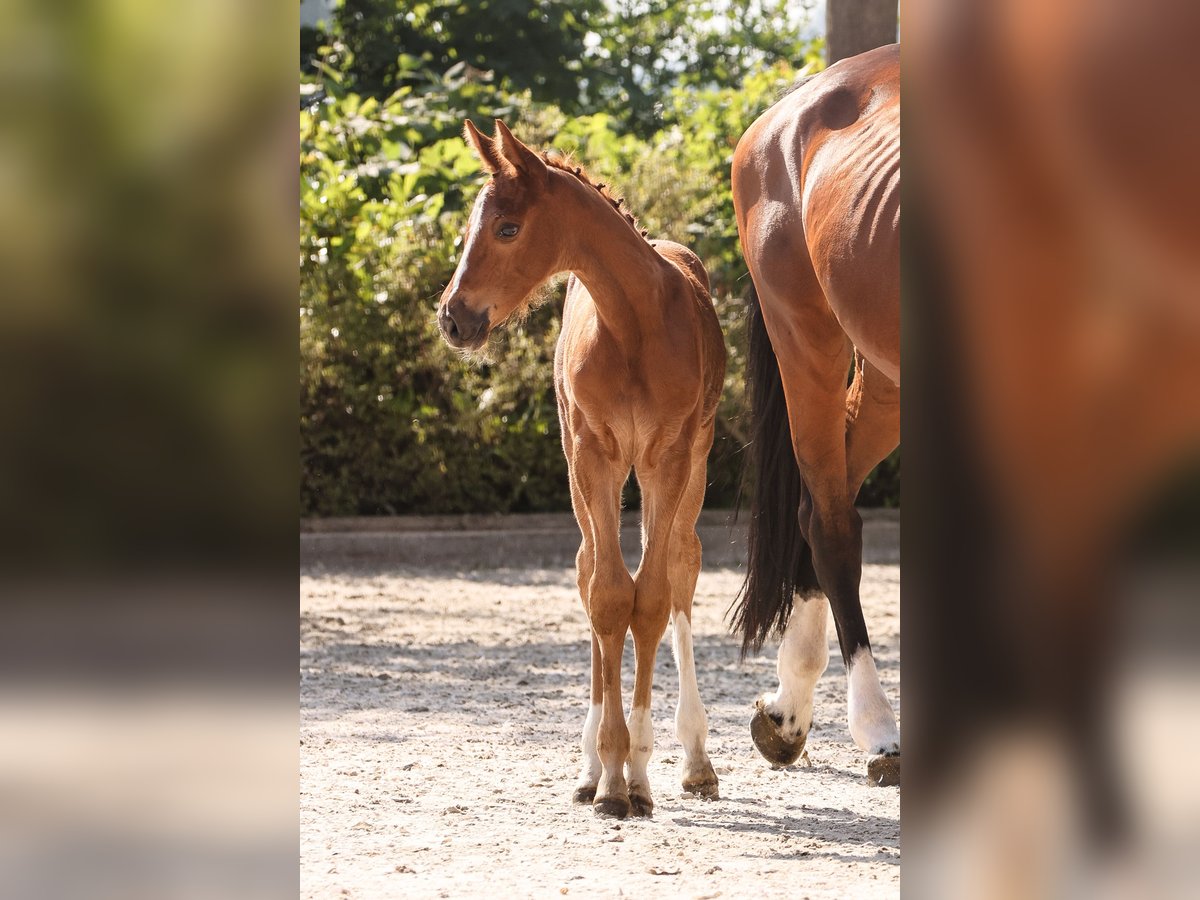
xmin=826 ymin=0 xmax=898 ymax=64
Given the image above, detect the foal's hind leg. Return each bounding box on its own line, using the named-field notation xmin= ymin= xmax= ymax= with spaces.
xmin=668 ymin=445 xmax=719 ymax=798
xmin=568 ymin=474 xmax=603 ymax=804
xmin=625 ymin=444 xmax=694 ymax=816
xmin=573 ymin=632 xmax=603 ymax=803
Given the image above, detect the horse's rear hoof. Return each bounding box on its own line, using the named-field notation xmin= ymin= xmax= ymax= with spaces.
xmin=868 ymin=752 xmax=900 ymax=787
xmin=750 ymin=701 xmax=807 ymax=767
xmin=593 ymin=795 xmax=630 ymax=819
xmin=572 ymin=785 xmax=597 ymax=804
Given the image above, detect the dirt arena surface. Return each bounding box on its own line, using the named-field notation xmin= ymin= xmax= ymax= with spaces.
xmin=301 ymin=522 xmax=899 ymax=899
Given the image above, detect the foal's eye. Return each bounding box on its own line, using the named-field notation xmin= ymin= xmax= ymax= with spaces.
xmin=496 ymin=222 xmax=520 ymax=239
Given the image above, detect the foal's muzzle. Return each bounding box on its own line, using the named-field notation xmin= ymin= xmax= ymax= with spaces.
xmin=437 ymin=298 xmax=490 ymax=350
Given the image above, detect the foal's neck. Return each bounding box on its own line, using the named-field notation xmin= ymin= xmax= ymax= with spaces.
xmin=555 ymin=173 xmax=668 ymax=342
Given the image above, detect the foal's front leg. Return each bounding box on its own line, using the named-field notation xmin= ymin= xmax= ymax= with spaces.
xmin=572 ymin=439 xmax=635 ymax=817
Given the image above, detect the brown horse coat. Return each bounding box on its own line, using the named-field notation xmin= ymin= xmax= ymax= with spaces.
xmin=730 ymin=45 xmax=902 ymax=785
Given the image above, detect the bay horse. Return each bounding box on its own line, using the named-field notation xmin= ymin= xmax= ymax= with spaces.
xmin=437 ymin=120 xmax=726 ymax=818
xmin=905 ymin=3 xmax=1200 ymax=890
xmin=728 ymin=44 xmax=901 ymax=785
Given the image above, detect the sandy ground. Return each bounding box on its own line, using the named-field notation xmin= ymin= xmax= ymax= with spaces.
xmin=301 ymin=554 xmax=899 ymax=899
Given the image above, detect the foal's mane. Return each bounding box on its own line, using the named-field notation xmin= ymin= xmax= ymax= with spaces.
xmin=538 ymin=152 xmax=651 ymax=243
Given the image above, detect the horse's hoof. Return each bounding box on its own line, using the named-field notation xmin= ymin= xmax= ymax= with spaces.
xmin=572 ymin=785 xmax=597 ymax=804
xmin=750 ymin=700 xmax=807 ymax=767
xmin=629 ymin=789 xmax=654 ymax=818
xmin=593 ymin=795 xmax=630 ymax=819
xmin=682 ymin=763 xmax=720 ymax=800
xmin=867 ymin=752 xmax=900 ymax=787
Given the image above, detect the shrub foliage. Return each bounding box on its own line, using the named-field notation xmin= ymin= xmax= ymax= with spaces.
xmin=300 ymin=3 xmax=898 ymax=515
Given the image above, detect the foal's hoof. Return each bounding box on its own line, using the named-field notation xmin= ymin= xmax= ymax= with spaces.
xmin=593 ymin=795 xmax=630 ymax=819
xmin=629 ymin=788 xmax=654 ymax=818
xmin=867 ymin=751 xmax=900 ymax=787
xmin=750 ymin=700 xmax=807 ymax=767
xmin=682 ymin=764 xmax=720 ymax=800
xmin=572 ymin=785 xmax=597 ymax=804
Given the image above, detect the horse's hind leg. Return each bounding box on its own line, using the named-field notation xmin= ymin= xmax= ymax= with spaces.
xmin=744 ymin=352 xmax=897 ymax=768
xmin=763 ymin=284 xmax=899 ymax=782
xmin=845 ymin=352 xmax=900 ymax=499
xmin=799 ymin=447 xmax=901 ymax=766
xmin=751 ymin=592 xmax=829 ymax=767
xmin=843 ymin=354 xmax=902 ymax=784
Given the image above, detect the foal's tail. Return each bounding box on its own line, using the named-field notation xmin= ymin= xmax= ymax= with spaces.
xmin=728 ymin=283 xmax=820 ymax=657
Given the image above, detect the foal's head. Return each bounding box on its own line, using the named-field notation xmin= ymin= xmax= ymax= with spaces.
xmin=437 ymin=119 xmax=560 ymax=351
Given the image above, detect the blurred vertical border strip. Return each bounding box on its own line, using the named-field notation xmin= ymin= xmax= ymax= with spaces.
xmin=904 ymin=1 xmax=1200 ymax=897
xmin=0 ymin=0 xmax=299 ymax=897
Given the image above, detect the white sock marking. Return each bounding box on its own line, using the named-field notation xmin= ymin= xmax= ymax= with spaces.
xmin=763 ymin=596 xmax=829 ymax=740
xmin=671 ymin=613 xmax=710 ymax=766
xmin=626 ymin=706 xmax=653 ymax=789
xmin=847 ymin=646 xmax=900 ymax=754
xmin=578 ymin=703 xmax=602 ymax=789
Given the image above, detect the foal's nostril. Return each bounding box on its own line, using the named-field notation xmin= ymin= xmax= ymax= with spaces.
xmin=438 ymin=298 xmax=487 ymax=348
xmin=437 ymin=304 xmax=462 ymax=342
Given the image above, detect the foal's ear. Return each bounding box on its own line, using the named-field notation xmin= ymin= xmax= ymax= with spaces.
xmin=492 ymin=119 xmax=549 ymax=186
xmin=463 ymin=119 xmax=503 ymax=174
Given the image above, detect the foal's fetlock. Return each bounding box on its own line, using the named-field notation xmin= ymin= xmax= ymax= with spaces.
xmin=750 ymin=697 xmax=809 ymax=767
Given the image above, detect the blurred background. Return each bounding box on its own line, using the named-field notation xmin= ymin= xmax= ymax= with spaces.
xmin=299 ymin=0 xmax=900 ymax=518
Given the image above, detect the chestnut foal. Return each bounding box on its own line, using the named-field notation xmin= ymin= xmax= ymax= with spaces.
xmin=437 ymin=120 xmax=726 ymax=818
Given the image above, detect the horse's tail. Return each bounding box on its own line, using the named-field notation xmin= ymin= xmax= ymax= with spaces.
xmin=729 ymin=282 xmax=820 ymax=657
